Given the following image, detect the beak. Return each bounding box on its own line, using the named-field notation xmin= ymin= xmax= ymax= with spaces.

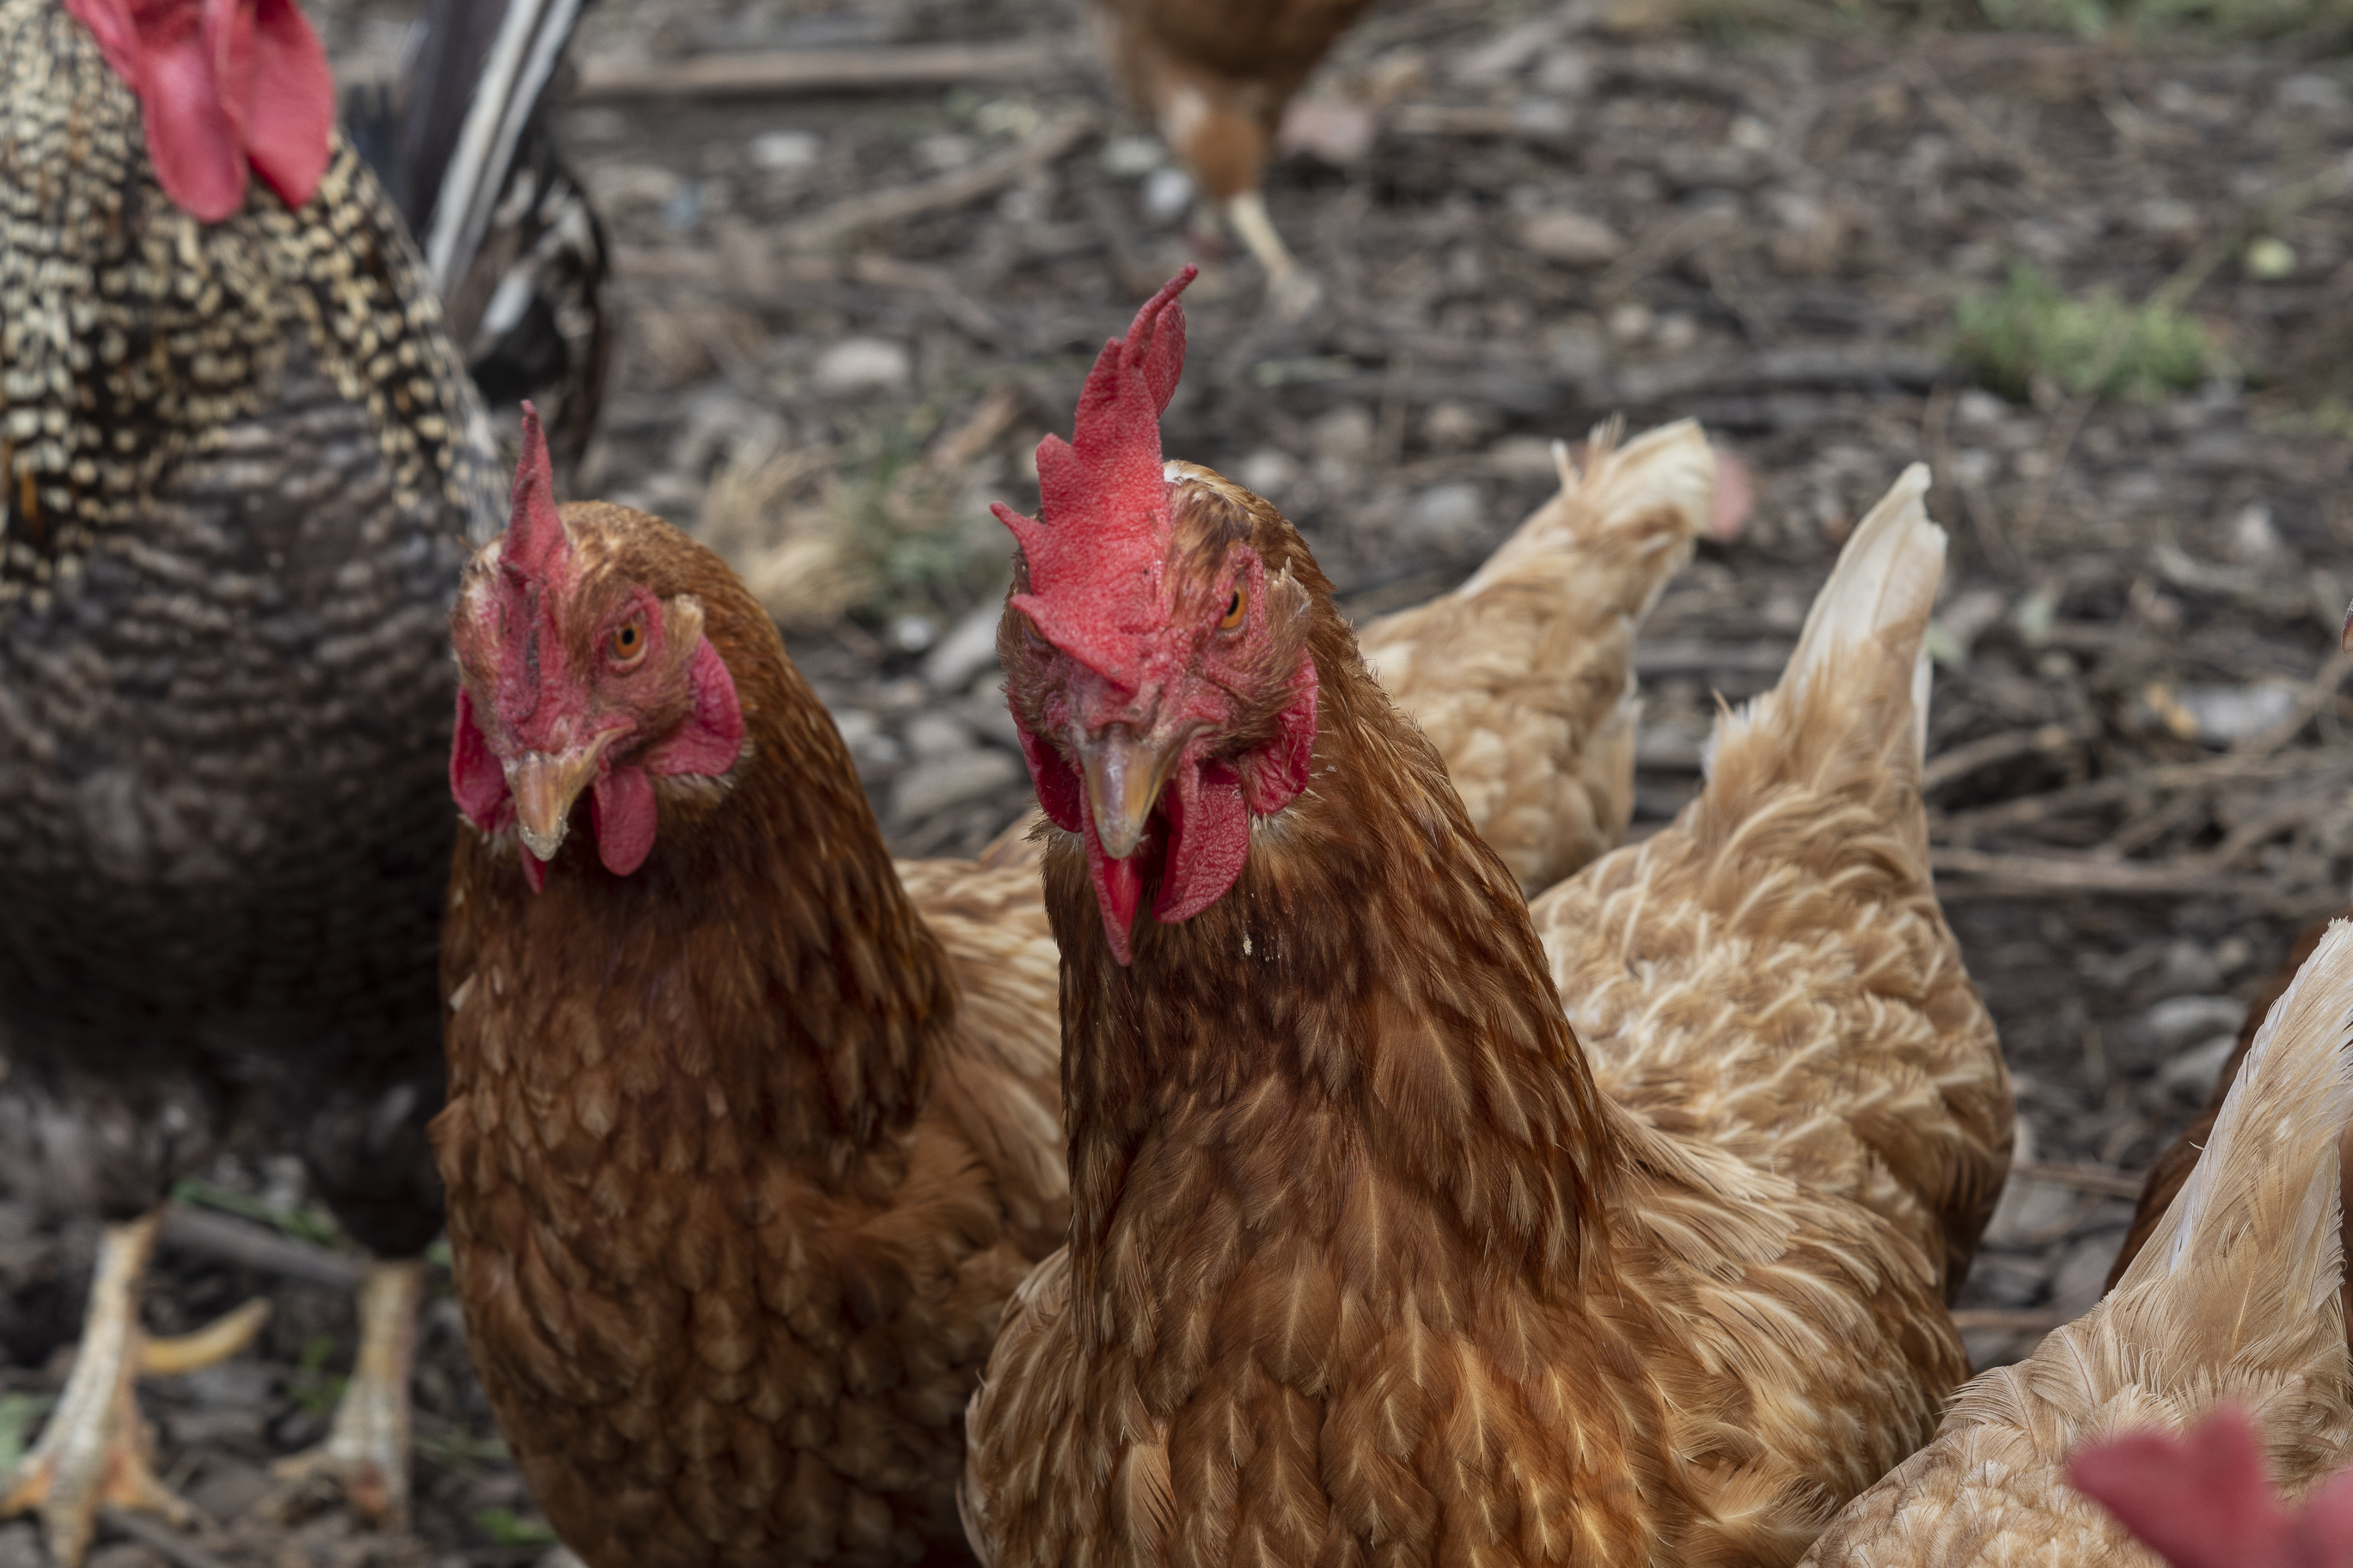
xmin=507 ymin=732 xmax=620 ymax=861
xmin=1076 ymin=726 xmax=1188 ymax=860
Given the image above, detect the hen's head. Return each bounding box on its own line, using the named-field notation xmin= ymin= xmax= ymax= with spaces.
xmin=449 ymin=406 xmax=747 ymax=893
xmin=64 ymin=0 xmax=333 ymax=223
xmin=996 ymin=268 xmax=1320 ymax=964
xmin=2069 ymin=1406 xmax=2353 ymax=1568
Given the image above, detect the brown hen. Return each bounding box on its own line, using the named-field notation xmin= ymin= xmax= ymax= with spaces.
xmin=1095 ymin=0 xmax=1375 ymax=309
xmin=437 ymin=414 xmax=1066 ymax=1568
xmin=963 ymin=274 xmax=2008 ymax=1567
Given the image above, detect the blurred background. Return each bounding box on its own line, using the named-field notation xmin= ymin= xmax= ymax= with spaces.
xmin=8 ymin=0 xmax=2353 ymax=1560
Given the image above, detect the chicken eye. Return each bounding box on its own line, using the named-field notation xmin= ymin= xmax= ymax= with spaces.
xmin=1219 ymin=588 xmax=1246 ymax=631
xmin=609 ymin=619 xmax=647 ymax=666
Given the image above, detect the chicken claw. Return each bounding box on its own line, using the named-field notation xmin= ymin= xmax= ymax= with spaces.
xmin=267 ymin=1259 xmax=423 ymax=1528
xmin=0 ymin=1213 xmax=271 ymax=1567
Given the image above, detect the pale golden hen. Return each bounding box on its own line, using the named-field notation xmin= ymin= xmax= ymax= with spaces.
xmin=1360 ymin=418 xmax=1712 ymax=896
xmin=1800 ymin=919 xmax=2353 ymax=1568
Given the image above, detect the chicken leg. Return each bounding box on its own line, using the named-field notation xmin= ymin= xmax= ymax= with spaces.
xmin=0 ymin=1212 xmax=272 ymax=1567
xmin=1224 ymin=190 xmax=1321 ymax=320
xmin=268 ymin=1258 xmax=424 ymax=1527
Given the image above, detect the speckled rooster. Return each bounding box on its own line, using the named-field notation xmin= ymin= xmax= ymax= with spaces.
xmin=0 ymin=0 xmax=587 ymax=1559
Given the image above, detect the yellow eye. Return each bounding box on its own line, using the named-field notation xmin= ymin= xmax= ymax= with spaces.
xmin=1219 ymin=588 xmax=1245 ymax=630
xmin=609 ymin=619 xmax=646 ymax=665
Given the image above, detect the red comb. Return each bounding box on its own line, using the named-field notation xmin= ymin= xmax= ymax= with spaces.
xmin=504 ymin=402 xmax=569 ymax=585
xmin=2069 ymin=1406 xmax=2353 ymax=1568
xmin=490 ymin=403 xmax=575 ymax=736
xmin=996 ymin=266 xmax=1196 ymax=680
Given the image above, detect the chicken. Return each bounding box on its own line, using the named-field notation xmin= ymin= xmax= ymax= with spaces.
xmin=1358 ymin=418 xmax=1712 ymax=895
xmin=1798 ymin=920 xmax=2353 ymax=1568
xmin=434 ymin=408 xmax=1066 ymax=1568
xmin=0 ymin=0 xmax=580 ymax=1555
xmin=963 ymin=270 xmax=2009 ymax=1566
xmin=1094 ymin=0 xmax=1375 ymax=313
xmin=345 ymin=0 xmax=611 ymax=479
xmin=2069 ymin=1406 xmax=2353 ymax=1568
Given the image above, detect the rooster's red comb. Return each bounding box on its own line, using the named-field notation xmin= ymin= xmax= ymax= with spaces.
xmin=504 ymin=402 xmax=571 ymax=585
xmin=997 ymin=266 xmax=1196 ymax=680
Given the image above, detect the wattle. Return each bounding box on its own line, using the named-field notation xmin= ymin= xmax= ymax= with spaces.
xmin=450 ymin=689 xmax=510 ymax=835
xmin=590 ymin=767 xmax=659 ymax=878
xmin=1153 ymin=763 xmax=1249 ymax=924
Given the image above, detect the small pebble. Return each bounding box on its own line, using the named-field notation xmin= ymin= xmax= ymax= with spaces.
xmin=1404 ymin=482 xmax=1482 ymax=545
xmin=2158 ymin=1033 xmax=2240 ymax=1098
xmin=888 ymin=614 xmax=936 ymax=655
xmin=811 ymin=339 xmax=911 ymax=396
xmin=923 ymin=604 xmax=1005 ymax=692
xmin=1140 ymin=167 xmax=1194 ymax=223
xmin=747 ymin=130 xmax=822 ymax=171
xmin=1099 ymin=135 xmax=1164 ymax=177
xmin=1518 ymin=210 xmax=1625 ymax=266
xmin=904 ymin=711 xmax=972 ymax=761
xmin=890 ymin=750 xmax=1022 ymax=823
xmin=1235 ymin=449 xmax=1300 ymax=503
xmin=2144 ymin=993 xmax=2246 ymax=1052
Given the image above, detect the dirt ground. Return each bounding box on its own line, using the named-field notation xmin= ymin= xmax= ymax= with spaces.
xmin=6 ymin=0 xmax=2353 ymax=1562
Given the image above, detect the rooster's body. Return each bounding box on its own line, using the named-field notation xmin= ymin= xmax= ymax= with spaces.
xmin=0 ymin=0 xmax=591 ymax=1552
xmin=346 ymin=0 xmax=610 ymax=479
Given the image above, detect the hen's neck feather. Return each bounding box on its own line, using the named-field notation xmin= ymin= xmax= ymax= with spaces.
xmin=1044 ymin=522 xmax=1618 ymax=1321
xmin=461 ymin=534 xmax=956 ymax=1162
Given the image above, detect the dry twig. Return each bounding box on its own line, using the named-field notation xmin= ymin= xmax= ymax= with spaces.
xmin=577 ymin=39 xmax=1083 ymax=100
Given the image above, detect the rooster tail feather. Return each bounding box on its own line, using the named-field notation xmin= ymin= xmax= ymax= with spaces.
xmin=419 ymin=0 xmax=590 ymax=302
xmin=2110 ymin=920 xmax=2353 ymax=1376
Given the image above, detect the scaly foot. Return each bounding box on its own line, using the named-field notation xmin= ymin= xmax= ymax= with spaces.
xmin=0 ymin=1213 xmax=272 ymax=1566
xmin=268 ymin=1259 xmax=424 ymax=1528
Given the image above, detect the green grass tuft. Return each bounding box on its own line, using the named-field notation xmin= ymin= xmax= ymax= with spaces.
xmin=1953 ymin=264 xmax=2220 ymax=405
xmin=474 ymin=1508 xmax=559 ymax=1548
xmin=0 ymin=1394 xmax=52 ymax=1474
